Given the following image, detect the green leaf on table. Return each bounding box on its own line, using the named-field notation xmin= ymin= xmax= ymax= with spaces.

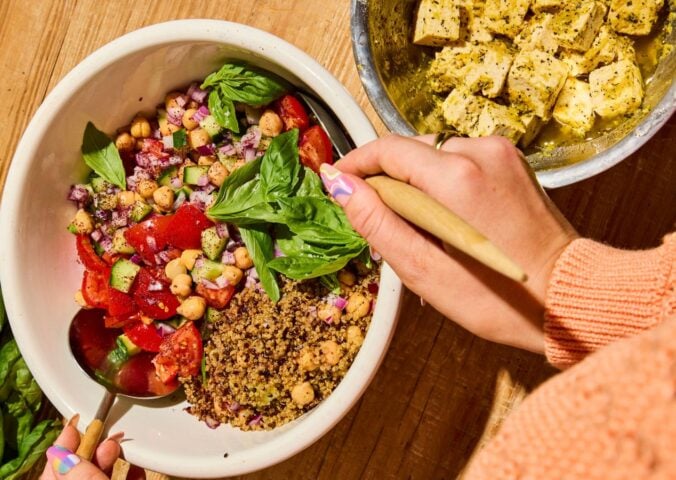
xmin=0 ymin=419 xmax=61 ymax=480
xmin=0 ymin=341 xmax=22 ymax=400
xmin=81 ymin=122 xmax=126 ymax=190
xmin=239 ymin=225 xmax=281 ymax=302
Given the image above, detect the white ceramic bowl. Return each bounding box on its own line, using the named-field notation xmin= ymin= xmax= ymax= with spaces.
xmin=0 ymin=20 xmax=402 ymax=478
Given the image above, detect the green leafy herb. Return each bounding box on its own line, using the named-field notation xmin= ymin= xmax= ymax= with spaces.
xmin=81 ymin=122 xmax=127 ymax=190
xmin=239 ymin=225 xmax=281 ymax=302
xmin=201 ymin=63 xmax=287 ymax=133
xmin=172 ymin=129 xmax=188 ymax=149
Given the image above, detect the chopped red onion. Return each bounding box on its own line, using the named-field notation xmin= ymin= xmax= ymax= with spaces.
xmin=240 ymin=126 xmax=262 ymax=150
xmin=246 ymin=268 xmax=259 ymax=280
xmin=162 ymin=135 xmax=174 ymax=150
xmin=170 ymin=177 xmax=183 ymax=189
xmin=90 ymin=229 xmax=103 ymax=242
xmin=98 ymin=237 xmax=113 ymax=253
xmin=167 ymin=106 xmax=185 ymax=126
xmin=146 ymin=235 xmax=157 ymax=250
xmin=189 ymin=190 xmax=212 ymax=210
xmin=156 ymin=323 xmax=176 ymax=338
xmin=175 ymin=95 xmax=187 ymax=108
xmin=148 ymin=280 xmax=163 ymax=292
xmin=192 ymin=105 xmax=210 ymax=122
xmin=334 ymin=296 xmax=348 ymax=310
xmin=218 ymin=143 xmax=236 ymax=156
xmin=168 ymin=155 xmax=183 ymax=166
xmin=205 ymin=416 xmax=220 ymax=429
xmin=222 ymin=250 xmax=235 ymax=265
xmin=111 ymin=211 xmax=129 ymax=228
xmin=367 ymin=282 xmax=379 ymax=294
xmin=226 ymin=401 xmax=240 ymax=413
xmin=152 ymin=128 xmax=162 ymax=139
xmin=201 ymin=184 xmax=217 ymax=194
xmin=130 ymin=254 xmax=143 ymax=265
xmin=215 ymin=275 xmax=229 ymax=289
xmin=157 ymin=250 xmax=173 ymax=264
xmin=323 ymin=316 xmax=333 ymax=325
xmin=194 ymin=258 xmax=205 ymax=270
xmin=201 ymin=278 xmax=221 ymax=290
xmin=216 ymin=223 xmax=229 ymax=239
xmin=243 ymin=147 xmax=256 ymax=162
xmin=68 ymin=184 xmax=90 ymax=203
xmin=248 ymin=414 xmax=262 ymax=426
xmin=196 ymin=144 xmax=215 ymax=156
xmin=187 ymin=83 xmax=208 ymax=104
xmin=244 ymin=275 xmax=258 ymax=290
xmin=196 ymin=174 xmax=209 ymax=187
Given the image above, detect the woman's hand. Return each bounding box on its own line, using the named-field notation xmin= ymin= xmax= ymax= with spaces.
xmin=320 ymin=135 xmax=577 ymax=353
xmin=41 ymin=417 xmax=121 ymax=480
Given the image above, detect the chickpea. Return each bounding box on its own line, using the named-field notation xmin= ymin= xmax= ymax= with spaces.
xmin=298 ymin=347 xmax=319 ymax=372
xmin=165 ymin=258 xmax=187 ymax=280
xmin=234 ymin=247 xmax=254 ymax=270
xmin=130 ymin=115 xmax=151 ymax=138
xmin=346 ymin=326 xmax=364 ymax=350
xmin=258 ymin=110 xmax=283 ymax=137
xmin=221 ymin=265 xmax=243 ymax=286
xmin=118 ymin=190 xmax=136 ymax=207
xmin=153 ymin=185 xmax=175 ymax=211
xmin=136 ymin=179 xmax=158 ymax=199
xmin=177 ymin=295 xmax=206 ymax=320
xmin=198 ymin=155 xmax=216 ymax=166
xmin=338 ymin=269 xmax=356 ymax=287
xmin=346 ymin=293 xmax=370 ymax=320
xmin=165 ymin=91 xmax=184 ymax=110
xmin=319 ymin=340 xmax=342 ymax=366
xmin=318 ymin=305 xmax=342 ymax=324
xmin=208 ymin=161 xmax=229 ymax=187
xmin=160 ymin=121 xmax=181 ymax=137
xmin=70 ymin=209 xmax=93 ymax=234
xmin=291 ymin=382 xmax=315 ymax=406
xmin=74 ymin=290 xmax=87 ymax=308
xmin=182 ymin=108 xmax=199 ymax=130
xmin=170 ymin=273 xmax=193 ymax=297
xmin=188 ymin=128 xmax=210 ymax=149
xmin=187 ymin=100 xmax=199 ymax=109
xmin=115 ymin=132 xmax=135 ymax=152
xmin=180 ymin=249 xmax=202 ymax=270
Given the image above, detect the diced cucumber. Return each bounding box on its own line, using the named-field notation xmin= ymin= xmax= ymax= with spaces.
xmin=173 ymin=129 xmax=188 ymax=148
xmin=67 ymin=223 xmax=79 ymax=235
xmin=183 ymin=165 xmax=210 ymax=185
xmin=205 ymin=307 xmax=226 ymax=324
xmin=164 ymin=316 xmax=189 ymax=329
xmin=158 ymin=166 xmax=178 ymax=187
xmin=91 ymin=176 xmax=112 ymax=193
xmin=158 ymin=108 xmax=169 ymax=133
xmin=130 ymin=201 xmax=152 ymax=222
xmin=112 ymin=229 xmax=135 ymax=254
xmin=175 ymin=186 xmax=193 ymax=198
xmin=109 ymin=258 xmax=141 ymax=293
xmin=190 ymin=258 xmax=226 ymax=283
xmin=106 ymin=337 xmax=129 ymax=370
xmin=199 ymin=115 xmax=222 ymax=138
xmin=118 ymin=334 xmax=141 ymax=356
xmin=201 ymin=226 xmax=227 ymax=261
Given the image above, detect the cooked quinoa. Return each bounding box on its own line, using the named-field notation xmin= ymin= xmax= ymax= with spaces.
xmin=183 ymin=267 xmax=379 ymax=431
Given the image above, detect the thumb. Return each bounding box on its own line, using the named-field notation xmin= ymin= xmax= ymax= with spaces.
xmin=45 ymin=445 xmax=109 ymax=479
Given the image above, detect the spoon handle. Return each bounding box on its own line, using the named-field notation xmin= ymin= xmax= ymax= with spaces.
xmin=76 ymin=389 xmax=115 ymax=460
xmin=364 ymin=175 xmax=527 ymax=282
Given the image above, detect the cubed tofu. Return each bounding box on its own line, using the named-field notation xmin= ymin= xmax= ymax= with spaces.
xmin=551 ymin=1 xmax=606 ymax=51
xmin=413 ymin=0 xmax=461 ymax=47
xmin=553 ymin=78 xmax=595 ymax=135
xmin=559 ymin=26 xmax=620 ymax=76
xmin=457 ymin=0 xmax=494 ymax=42
xmin=519 ymin=114 xmax=545 ymax=147
xmin=608 ymin=0 xmax=664 ymax=36
xmin=507 ymin=49 xmax=570 ymax=119
xmin=514 ymin=14 xmax=559 ymax=55
xmin=484 ymin=0 xmax=532 ymax=38
xmin=532 ymin=0 xmax=564 ymax=12
xmin=428 ymin=41 xmax=513 ymax=97
xmin=476 ymin=102 xmax=526 ymax=143
xmin=589 ymin=60 xmax=644 ymax=118
xmin=442 ymin=88 xmax=487 ymax=135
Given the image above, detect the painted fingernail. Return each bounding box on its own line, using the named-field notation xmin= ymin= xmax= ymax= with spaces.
xmin=105 ymin=431 xmax=125 ymax=444
xmin=320 ymin=163 xmax=354 ymax=206
xmin=47 ymin=445 xmax=81 ymax=475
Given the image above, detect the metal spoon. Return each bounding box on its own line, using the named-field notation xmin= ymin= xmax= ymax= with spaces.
xmin=68 ymin=308 xmax=179 ymax=460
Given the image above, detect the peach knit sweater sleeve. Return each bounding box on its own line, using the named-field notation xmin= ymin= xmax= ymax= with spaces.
xmin=465 ymin=234 xmax=675 ymax=479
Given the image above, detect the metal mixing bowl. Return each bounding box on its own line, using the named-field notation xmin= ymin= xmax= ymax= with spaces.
xmin=351 ymin=0 xmax=676 ymax=188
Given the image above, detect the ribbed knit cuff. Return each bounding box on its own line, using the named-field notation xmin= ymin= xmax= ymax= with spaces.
xmin=544 ymin=234 xmax=675 ymax=369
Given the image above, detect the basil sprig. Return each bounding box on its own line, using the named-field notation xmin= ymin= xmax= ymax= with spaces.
xmin=81 ymin=122 xmax=127 ymax=190
xmin=208 ymin=130 xmax=367 ymax=299
xmin=201 ymin=63 xmax=287 ymax=134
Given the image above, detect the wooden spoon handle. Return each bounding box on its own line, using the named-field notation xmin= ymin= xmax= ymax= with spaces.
xmin=365 ymin=175 xmax=527 ymax=282
xmin=75 ymin=418 xmax=105 ymax=460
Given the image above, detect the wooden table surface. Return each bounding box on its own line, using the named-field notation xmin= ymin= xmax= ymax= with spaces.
xmin=1 ymin=1 xmax=674 ymax=479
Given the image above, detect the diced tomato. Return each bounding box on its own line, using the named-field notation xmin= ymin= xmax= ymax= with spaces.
xmin=195 ymin=284 xmax=235 ymax=310
xmin=81 ymin=268 xmax=110 ymax=309
xmin=104 ymin=312 xmax=142 ymax=329
xmin=299 ymin=125 xmax=333 ymax=173
xmin=140 ymin=138 xmax=165 ymax=155
xmin=166 ymin=204 xmax=214 ymax=250
xmin=107 ymin=286 xmax=137 ymax=317
xmin=101 ymin=251 xmax=122 ymax=266
xmin=131 ymin=268 xmax=180 ymax=320
xmin=274 ymin=94 xmax=310 ymax=132
xmin=123 ymin=323 xmax=163 ymax=353
xmin=153 ymin=322 xmax=203 ymax=384
xmin=76 ymin=235 xmax=108 ymax=273
xmin=124 ymin=215 xmax=173 ymax=264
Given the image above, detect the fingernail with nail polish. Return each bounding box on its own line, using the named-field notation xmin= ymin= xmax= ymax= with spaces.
xmin=320 ymin=163 xmax=354 ymax=206
xmin=106 ymin=431 xmax=125 ymax=444
xmin=47 ymin=445 xmax=81 ymax=475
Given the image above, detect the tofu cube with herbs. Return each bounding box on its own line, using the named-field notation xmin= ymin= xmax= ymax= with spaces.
xmin=514 ymin=14 xmax=559 ymax=55
xmin=589 ymin=60 xmax=644 ymax=118
xmin=457 ymin=0 xmax=494 ymax=42
xmin=484 ymin=0 xmax=532 ymax=38
xmin=551 ymin=1 xmax=607 ymax=51
xmin=559 ymin=26 xmax=622 ymax=76
xmin=553 ymin=78 xmax=595 ymax=136
xmin=429 ymin=41 xmax=513 ymax=97
xmin=413 ymin=0 xmax=462 ymax=47
xmin=532 ymin=0 xmax=565 ymax=12
xmin=442 ymin=88 xmax=488 ymax=136
xmin=476 ymin=102 xmax=526 ymax=143
xmin=507 ymin=49 xmax=570 ymax=119
xmin=519 ymin=114 xmax=545 ymax=147
xmin=608 ymin=0 xmax=664 ymax=36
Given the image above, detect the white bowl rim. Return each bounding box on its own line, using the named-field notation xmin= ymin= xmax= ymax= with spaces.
xmin=0 ymin=19 xmax=402 ymax=477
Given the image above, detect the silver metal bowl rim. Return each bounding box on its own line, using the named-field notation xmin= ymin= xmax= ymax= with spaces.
xmin=350 ymin=0 xmax=676 ymax=189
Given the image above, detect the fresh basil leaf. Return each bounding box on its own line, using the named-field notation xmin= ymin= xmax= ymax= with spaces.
xmin=209 ymin=90 xmax=239 ymax=133
xmin=239 ymin=225 xmax=281 ymax=302
xmin=268 ymin=254 xmax=352 ymax=280
xmin=172 ymin=129 xmax=187 ymax=148
xmin=320 ymin=274 xmax=341 ymax=294
xmin=260 ymin=130 xmax=300 ymax=198
xmin=81 ymin=122 xmax=126 ymax=190
xmin=208 ymin=156 xmax=264 ymax=217
xmin=296 ymin=167 xmax=325 ymax=198
xmin=201 ymin=63 xmax=287 ymax=107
